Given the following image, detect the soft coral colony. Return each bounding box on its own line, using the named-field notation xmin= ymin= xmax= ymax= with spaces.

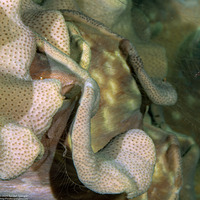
xmin=0 ymin=0 xmax=199 ymax=200
xmin=0 ymin=0 xmax=64 ymax=179
xmin=0 ymin=0 xmax=156 ymax=197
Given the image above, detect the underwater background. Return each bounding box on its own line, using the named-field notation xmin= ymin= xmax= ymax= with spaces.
xmin=133 ymin=0 xmax=200 ymax=198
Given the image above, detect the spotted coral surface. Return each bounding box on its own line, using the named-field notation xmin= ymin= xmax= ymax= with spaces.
xmin=0 ymin=0 xmax=184 ymax=199
xmin=0 ymin=0 xmax=63 ymax=180
xmin=0 ymin=122 xmax=43 ymax=180
xmin=71 ymin=78 xmax=156 ymax=199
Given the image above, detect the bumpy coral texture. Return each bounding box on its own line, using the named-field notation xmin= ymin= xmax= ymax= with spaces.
xmin=71 ymin=79 xmax=156 ymax=199
xmin=24 ymin=10 xmax=71 ymax=55
xmin=0 ymin=0 xmax=35 ymax=79
xmin=0 ymin=123 xmax=42 ymax=180
xmin=0 ymin=0 xmax=170 ymax=199
xmin=119 ymin=39 xmax=177 ymax=105
xmin=0 ymin=78 xmax=63 ymax=135
xmin=21 ymin=0 xmax=166 ymax=198
xmin=0 ymin=0 xmax=63 ymax=180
